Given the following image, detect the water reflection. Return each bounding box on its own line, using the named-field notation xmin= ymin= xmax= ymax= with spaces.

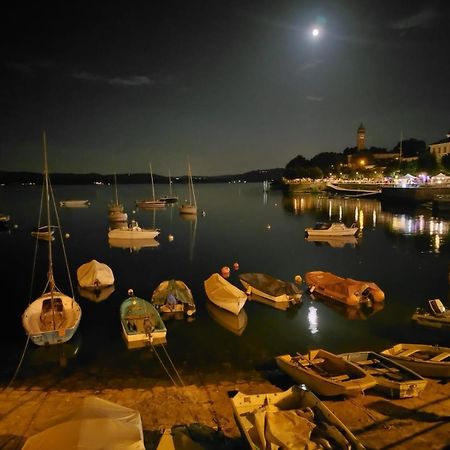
xmin=307 ymin=305 xmax=319 ymax=334
xmin=78 ymin=285 xmax=115 ymax=302
xmin=305 ymin=236 xmax=358 ymax=248
xmin=206 ymin=302 xmax=248 ymax=336
xmin=26 ymin=335 xmax=81 ymax=368
xmin=311 ymin=295 xmax=385 ymax=320
xmin=108 ymin=237 xmax=160 ymax=252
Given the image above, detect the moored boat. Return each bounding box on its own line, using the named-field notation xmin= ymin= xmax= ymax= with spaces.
xmin=108 ymin=220 xmax=160 ymax=240
xmin=108 ymin=210 xmax=128 ymax=223
xmin=179 ymin=162 xmax=197 ymax=215
xmin=339 ymin=350 xmax=427 ymax=398
xmin=305 ymin=271 xmax=385 ymax=305
xmin=31 ymin=225 xmax=55 ymax=241
xmin=230 ymin=385 xmax=366 ymax=450
xmin=76 ymin=259 xmax=114 ymax=289
xmin=276 ymin=348 xmax=377 ymax=397
xmin=135 ymin=162 xmax=167 ymax=209
xmin=238 ymin=272 xmax=302 ymax=304
xmin=59 ymin=199 xmax=90 ymax=207
xmin=411 ymin=298 xmax=450 ymax=329
xmin=151 ymin=279 xmax=196 ymax=317
xmin=204 ymin=273 xmax=247 ymax=315
xmin=120 ymin=289 xmax=167 ymax=346
xmin=305 ymin=221 xmax=359 ymax=237
xmin=380 ymin=343 xmax=450 ymax=378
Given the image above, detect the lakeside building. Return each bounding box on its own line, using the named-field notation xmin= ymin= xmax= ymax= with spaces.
xmin=429 ymin=131 xmax=450 ymax=161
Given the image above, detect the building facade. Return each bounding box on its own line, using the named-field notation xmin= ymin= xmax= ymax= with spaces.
xmin=357 ymin=123 xmax=366 ymax=150
xmin=429 ymin=132 xmax=450 ymax=161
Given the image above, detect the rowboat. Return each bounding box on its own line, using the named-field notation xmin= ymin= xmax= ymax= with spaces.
xmin=305 ymin=221 xmax=359 ymax=237
xmin=411 ymin=299 xmax=450 ymax=329
xmin=151 ymin=279 xmax=196 ymax=317
xmin=204 ymin=273 xmax=247 ymax=315
xmin=276 ymin=349 xmax=377 ymax=397
xmin=339 ymin=350 xmax=427 ymax=398
xmin=230 ymin=385 xmax=366 ymax=450
xmin=31 ymin=226 xmax=55 ymax=241
xmin=238 ymin=272 xmax=302 ymax=304
xmin=380 ymin=343 xmax=450 ymax=378
xmin=305 ymin=271 xmax=385 ymax=305
xmin=120 ymin=289 xmax=167 ymax=346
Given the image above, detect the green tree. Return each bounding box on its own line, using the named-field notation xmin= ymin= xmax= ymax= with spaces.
xmin=441 ymin=154 xmax=450 ymax=171
xmin=417 ymin=151 xmax=437 ymax=172
xmin=284 ymin=155 xmax=311 ymax=179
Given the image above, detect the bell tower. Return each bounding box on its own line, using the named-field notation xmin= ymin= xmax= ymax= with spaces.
xmin=357 ymin=123 xmax=366 ymax=150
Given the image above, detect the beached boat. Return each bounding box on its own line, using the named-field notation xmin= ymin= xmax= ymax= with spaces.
xmin=22 ymin=132 xmax=82 ymax=346
xmin=206 ymin=301 xmax=248 ymax=336
xmin=239 ymin=272 xmax=302 ymax=304
xmin=339 ymin=351 xmax=427 ymax=398
xmin=120 ymin=289 xmax=167 ymax=346
xmin=230 ymin=385 xmax=366 ymax=450
xmin=305 ymin=271 xmax=385 ymax=305
xmin=411 ymin=298 xmax=450 ymax=329
xmin=59 ymin=199 xmax=90 ymax=207
xmin=135 ymin=163 xmax=166 ymax=209
xmin=151 ymin=279 xmax=196 ymax=316
xmin=380 ymin=343 xmax=450 ymax=378
xmin=204 ymin=273 xmax=247 ymax=315
xmin=77 ymin=259 xmax=114 ymax=289
xmin=179 ymin=162 xmax=197 ymax=215
xmin=276 ymin=349 xmax=376 ymax=397
xmin=305 ymin=221 xmax=359 ymax=237
xmin=31 ymin=225 xmax=55 ymax=241
xmin=108 ymin=219 xmax=160 ymax=240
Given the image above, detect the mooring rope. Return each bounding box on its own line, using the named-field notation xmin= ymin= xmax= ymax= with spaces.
xmin=152 ymin=343 xmax=180 ymax=386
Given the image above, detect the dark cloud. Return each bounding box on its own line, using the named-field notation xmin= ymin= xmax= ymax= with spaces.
xmin=390 ymin=7 xmax=438 ymax=30
xmin=73 ymin=71 xmax=154 ymax=87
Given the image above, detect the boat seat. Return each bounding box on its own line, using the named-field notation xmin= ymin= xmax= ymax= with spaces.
xmin=311 ymin=358 xmax=325 ymax=364
xmin=366 ymin=367 xmax=400 ymax=375
xmin=430 ymin=352 xmax=450 ymax=362
xmin=330 ymin=374 xmax=350 ymax=382
xmin=398 ymin=349 xmax=418 ymax=357
xmin=356 ymin=359 xmax=376 ymax=366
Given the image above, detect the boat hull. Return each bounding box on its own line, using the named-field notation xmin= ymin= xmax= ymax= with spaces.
xmin=179 ymin=204 xmax=197 ymax=215
xmin=60 ymin=200 xmax=90 ymax=207
xmin=305 ymin=222 xmax=359 ymax=237
xmin=22 ymin=292 xmax=82 ymax=346
xmin=204 ymin=273 xmax=247 ymax=315
xmin=276 ymin=349 xmax=376 ymax=397
xmin=108 ymin=227 xmax=159 ymax=240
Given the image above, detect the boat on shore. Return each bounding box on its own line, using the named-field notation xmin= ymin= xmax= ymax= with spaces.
xmin=411 ymin=298 xmax=450 ymax=329
xmin=339 ymin=350 xmax=427 ymax=398
xmin=305 ymin=221 xmax=359 ymax=237
xmin=380 ymin=343 xmax=450 ymax=378
xmin=120 ymin=289 xmax=167 ymax=346
xmin=204 ymin=273 xmax=247 ymax=315
xmin=59 ymin=199 xmax=90 ymax=207
xmin=230 ymin=385 xmax=366 ymax=450
xmin=305 ymin=271 xmax=385 ymax=305
xmin=276 ymin=348 xmax=377 ymax=397
xmin=108 ymin=220 xmax=160 ymax=240
xmin=151 ymin=279 xmax=196 ymax=317
xmin=238 ymin=272 xmax=302 ymax=304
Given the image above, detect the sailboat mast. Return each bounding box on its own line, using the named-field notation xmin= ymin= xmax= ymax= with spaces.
xmin=114 ymin=172 xmax=119 ymax=205
xmin=149 ymin=162 xmax=156 ymax=201
xmin=189 ymin=163 xmax=197 ymax=207
xmin=168 ymin=169 xmax=173 ymax=196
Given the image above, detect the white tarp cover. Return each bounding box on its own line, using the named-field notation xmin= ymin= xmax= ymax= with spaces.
xmin=77 ymin=259 xmax=114 ymax=288
xmin=22 ymin=396 xmax=145 ymax=450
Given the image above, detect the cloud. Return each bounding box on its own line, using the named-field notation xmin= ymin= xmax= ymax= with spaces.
xmin=390 ymin=7 xmax=438 ymax=30
xmin=73 ymin=71 xmax=154 ymax=87
xmin=306 ymin=95 xmax=323 ymax=102
xmin=299 ymin=60 xmax=323 ymax=72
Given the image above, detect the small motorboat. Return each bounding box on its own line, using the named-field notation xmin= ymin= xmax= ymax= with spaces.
xmin=230 ymin=385 xmax=366 ymax=450
xmin=108 ymin=220 xmax=160 ymax=240
xmin=204 ymin=273 xmax=247 ymax=315
xmin=411 ymin=298 xmax=450 ymax=329
xmin=380 ymin=343 xmax=450 ymax=379
xmin=151 ymin=279 xmax=196 ymax=317
xmin=276 ymin=348 xmax=376 ymax=397
xmin=305 ymin=271 xmax=385 ymax=305
xmin=305 ymin=221 xmax=359 ymax=237
xmin=339 ymin=350 xmax=427 ymax=398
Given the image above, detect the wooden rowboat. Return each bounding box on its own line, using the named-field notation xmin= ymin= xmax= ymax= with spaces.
xmin=204 ymin=273 xmax=247 ymax=315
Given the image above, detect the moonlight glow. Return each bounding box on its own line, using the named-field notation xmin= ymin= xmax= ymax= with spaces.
xmin=312 ymin=28 xmax=320 ymax=37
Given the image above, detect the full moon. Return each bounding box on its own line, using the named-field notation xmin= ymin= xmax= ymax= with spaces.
xmin=312 ymin=28 xmax=320 ymax=37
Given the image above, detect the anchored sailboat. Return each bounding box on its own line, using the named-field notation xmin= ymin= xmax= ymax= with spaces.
xmin=159 ymin=168 xmax=178 ymax=203
xmin=136 ymin=163 xmax=166 ymax=209
xmin=179 ymin=162 xmax=197 ymax=215
xmin=22 ymin=132 xmax=82 ymax=346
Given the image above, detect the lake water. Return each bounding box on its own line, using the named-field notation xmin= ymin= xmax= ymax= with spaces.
xmin=0 ymin=182 xmax=449 ymax=384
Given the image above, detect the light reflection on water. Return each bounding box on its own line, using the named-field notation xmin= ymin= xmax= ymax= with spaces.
xmin=0 ymin=184 xmax=449 ymax=383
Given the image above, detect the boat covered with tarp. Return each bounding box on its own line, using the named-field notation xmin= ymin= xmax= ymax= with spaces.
xmin=151 ymin=279 xmax=196 ymax=316
xmin=77 ymin=259 xmax=114 ymax=289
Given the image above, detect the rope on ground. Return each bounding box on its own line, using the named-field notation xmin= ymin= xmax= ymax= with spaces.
xmin=152 ymin=343 xmax=182 ymax=387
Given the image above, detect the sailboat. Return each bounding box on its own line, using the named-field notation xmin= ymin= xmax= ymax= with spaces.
xmin=179 ymin=162 xmax=197 ymax=215
xmin=108 ymin=173 xmax=128 ymax=222
xmin=22 ymin=132 xmax=82 ymax=346
xmin=135 ymin=163 xmax=166 ymax=209
xmin=159 ymin=168 xmax=178 ymax=203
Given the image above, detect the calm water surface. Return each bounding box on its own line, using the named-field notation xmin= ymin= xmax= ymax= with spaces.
xmin=0 ymin=182 xmax=449 ymax=383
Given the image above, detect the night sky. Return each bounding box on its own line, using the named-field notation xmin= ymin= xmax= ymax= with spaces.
xmin=1 ymin=1 xmax=449 ymax=175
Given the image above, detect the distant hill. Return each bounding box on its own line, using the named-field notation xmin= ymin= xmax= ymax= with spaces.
xmin=0 ymin=168 xmax=285 ymax=185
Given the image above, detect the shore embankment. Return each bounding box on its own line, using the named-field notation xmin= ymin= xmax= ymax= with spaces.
xmin=0 ymin=368 xmax=449 ymax=449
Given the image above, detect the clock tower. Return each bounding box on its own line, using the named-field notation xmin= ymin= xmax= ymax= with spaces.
xmin=357 ymin=123 xmax=366 ymax=150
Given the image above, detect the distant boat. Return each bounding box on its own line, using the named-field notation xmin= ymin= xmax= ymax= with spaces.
xmin=0 ymin=213 xmax=10 ymax=223
xmin=276 ymin=348 xmax=376 ymax=397
xmin=108 ymin=210 xmax=128 ymax=223
xmin=76 ymin=259 xmax=114 ymax=289
xmin=59 ymin=199 xmax=90 ymax=208
xmin=230 ymin=385 xmax=366 ymax=450
xmin=31 ymin=225 xmax=56 ymax=241
xmin=135 ymin=162 xmax=166 ymax=209
xmin=179 ymin=162 xmax=197 ymax=215
xmin=411 ymin=298 xmax=450 ymax=329
xmin=151 ymin=279 xmax=196 ymax=317
xmin=305 ymin=271 xmax=385 ymax=305
xmin=380 ymin=343 xmax=450 ymax=378
xmin=22 ymin=132 xmax=82 ymax=346
xmin=239 ymin=272 xmax=302 ymax=304
xmin=108 ymin=219 xmax=160 ymax=240
xmin=159 ymin=168 xmax=178 ymax=203
xmin=120 ymin=289 xmax=167 ymax=346
xmin=108 ymin=173 xmax=125 ymax=213
xmin=304 ymin=222 xmax=359 ymax=237
xmin=204 ymin=273 xmax=247 ymax=315
xmin=339 ymin=350 xmax=427 ymax=399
